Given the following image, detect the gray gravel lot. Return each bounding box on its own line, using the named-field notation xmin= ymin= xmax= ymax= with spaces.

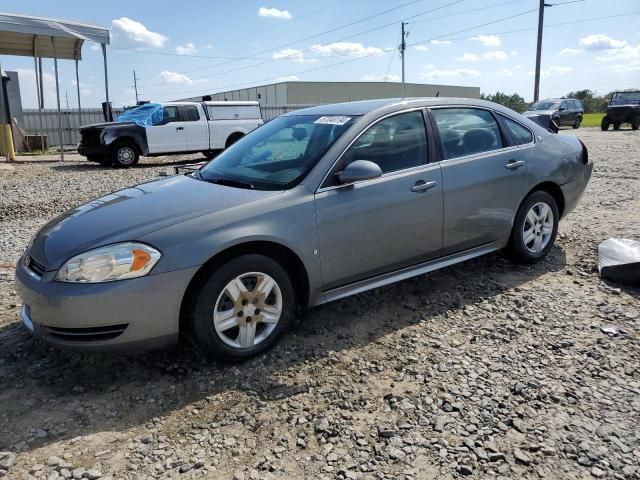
xmin=0 ymin=128 xmax=638 ymax=480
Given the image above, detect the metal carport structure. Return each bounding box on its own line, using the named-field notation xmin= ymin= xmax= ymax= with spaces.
xmin=0 ymin=12 xmax=110 ymax=160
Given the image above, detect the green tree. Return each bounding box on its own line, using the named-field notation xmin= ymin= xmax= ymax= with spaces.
xmin=480 ymin=91 xmax=527 ymax=113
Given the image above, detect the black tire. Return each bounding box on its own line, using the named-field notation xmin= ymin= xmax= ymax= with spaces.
xmin=111 ymin=141 xmax=139 ymax=168
xmin=632 ymin=120 xmax=639 ymax=131
xmin=600 ymin=116 xmax=610 ymax=131
xmin=189 ymin=254 xmax=295 ymax=362
xmin=201 ymin=150 xmax=220 ymax=160
xmin=225 ymin=133 xmax=244 ymax=149
xmin=613 ymin=123 xmax=621 ymax=131
xmin=508 ymin=190 xmax=559 ymax=264
xmin=573 ymin=116 xmax=581 ymax=129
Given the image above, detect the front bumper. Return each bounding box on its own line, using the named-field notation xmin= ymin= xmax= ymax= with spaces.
xmin=77 ymin=144 xmax=110 ymax=158
xmin=15 ymin=258 xmax=199 ymax=352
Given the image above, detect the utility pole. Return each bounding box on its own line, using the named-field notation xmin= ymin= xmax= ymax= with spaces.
xmin=533 ymin=1 xmax=550 ymax=102
xmin=133 ymin=70 xmax=139 ymax=104
xmin=400 ymin=22 xmax=407 ymax=98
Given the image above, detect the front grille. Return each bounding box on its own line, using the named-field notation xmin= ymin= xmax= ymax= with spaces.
xmin=45 ymin=324 xmax=128 ymax=342
xmin=80 ymin=130 xmax=100 ymax=146
xmin=27 ymin=256 xmax=47 ymax=276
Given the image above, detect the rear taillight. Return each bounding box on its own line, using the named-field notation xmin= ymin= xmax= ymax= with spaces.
xmin=578 ymin=138 xmax=589 ymax=164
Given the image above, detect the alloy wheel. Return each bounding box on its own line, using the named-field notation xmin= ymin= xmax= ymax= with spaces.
xmin=213 ymin=272 xmax=282 ymax=349
xmin=522 ymin=201 xmax=554 ymax=254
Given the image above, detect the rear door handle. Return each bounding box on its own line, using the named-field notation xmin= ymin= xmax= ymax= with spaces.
xmin=411 ymin=180 xmax=437 ymax=192
xmin=176 ymin=127 xmax=184 ymax=131
xmin=505 ymin=160 xmax=525 ymax=170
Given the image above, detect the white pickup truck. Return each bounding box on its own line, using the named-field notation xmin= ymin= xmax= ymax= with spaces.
xmin=78 ymin=101 xmax=263 ymax=167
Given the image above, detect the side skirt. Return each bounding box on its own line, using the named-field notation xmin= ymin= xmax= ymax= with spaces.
xmin=321 ymin=242 xmax=499 ymax=305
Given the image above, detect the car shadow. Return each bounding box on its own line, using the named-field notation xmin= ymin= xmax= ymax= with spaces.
xmin=0 ymin=246 xmax=567 ymax=453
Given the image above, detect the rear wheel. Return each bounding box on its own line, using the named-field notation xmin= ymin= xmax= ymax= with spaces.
xmin=111 ymin=142 xmax=139 ymax=168
xmin=225 ymin=132 xmax=244 ymax=149
xmin=573 ymin=116 xmax=582 ymax=129
xmin=600 ymin=116 xmax=610 ymax=131
xmin=508 ymin=191 xmax=559 ymax=264
xmin=201 ymin=150 xmax=220 ymax=160
xmin=189 ymin=254 xmax=295 ymax=362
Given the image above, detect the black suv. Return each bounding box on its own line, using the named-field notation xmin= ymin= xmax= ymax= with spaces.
xmin=601 ymin=91 xmax=640 ymax=131
xmin=523 ymin=98 xmax=584 ymax=130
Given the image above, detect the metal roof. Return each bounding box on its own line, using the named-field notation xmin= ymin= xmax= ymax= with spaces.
xmin=0 ymin=12 xmax=109 ymax=60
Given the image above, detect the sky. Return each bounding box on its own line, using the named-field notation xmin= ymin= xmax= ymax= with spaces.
xmin=2 ymin=0 xmax=639 ymax=109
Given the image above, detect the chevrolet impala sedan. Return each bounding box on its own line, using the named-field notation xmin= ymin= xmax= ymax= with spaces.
xmin=16 ymin=98 xmax=592 ymax=361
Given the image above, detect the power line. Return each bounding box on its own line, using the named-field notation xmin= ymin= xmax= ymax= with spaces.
xmin=126 ymin=0 xmax=468 ymax=93
xmin=143 ymin=7 xmax=549 ymax=100
xmin=127 ymin=7 xmax=640 ymax=103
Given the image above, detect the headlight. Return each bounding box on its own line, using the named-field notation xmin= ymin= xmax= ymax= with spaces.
xmin=56 ymin=242 xmax=161 ymax=283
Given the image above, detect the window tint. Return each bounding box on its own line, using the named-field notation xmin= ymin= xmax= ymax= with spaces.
xmin=342 ymin=111 xmax=427 ymax=174
xmin=163 ymin=106 xmax=179 ymax=123
xmin=181 ymin=105 xmax=200 ymax=121
xmin=574 ymin=100 xmax=582 ymax=109
xmin=500 ymin=115 xmax=533 ymax=145
xmin=431 ymin=108 xmax=503 ymax=160
xmin=560 ymin=101 xmax=569 ymax=110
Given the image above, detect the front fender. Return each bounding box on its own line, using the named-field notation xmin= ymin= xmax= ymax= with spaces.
xmin=102 ymin=126 xmax=148 ymax=155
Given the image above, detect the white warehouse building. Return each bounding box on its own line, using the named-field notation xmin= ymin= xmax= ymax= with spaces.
xmin=177 ymin=81 xmax=480 ymax=120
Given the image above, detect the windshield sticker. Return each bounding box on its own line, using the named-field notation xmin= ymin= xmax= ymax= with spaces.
xmin=314 ymin=116 xmax=352 ymax=126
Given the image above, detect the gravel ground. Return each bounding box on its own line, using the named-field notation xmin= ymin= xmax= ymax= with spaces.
xmin=0 ymin=129 xmax=638 ymax=480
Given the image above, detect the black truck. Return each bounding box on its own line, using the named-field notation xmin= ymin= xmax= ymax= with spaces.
xmin=601 ymin=91 xmax=640 ymax=131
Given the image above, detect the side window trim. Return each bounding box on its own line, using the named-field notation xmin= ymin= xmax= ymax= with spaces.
xmin=318 ymin=108 xmax=430 ymax=190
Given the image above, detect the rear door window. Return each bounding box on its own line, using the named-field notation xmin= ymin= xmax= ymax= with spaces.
xmin=181 ymin=105 xmax=200 ymax=121
xmin=499 ymin=115 xmax=533 ymax=145
xmin=431 ymin=108 xmax=503 ymax=160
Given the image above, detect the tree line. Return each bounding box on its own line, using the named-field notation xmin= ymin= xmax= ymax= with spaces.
xmin=480 ymin=89 xmax=635 ymax=113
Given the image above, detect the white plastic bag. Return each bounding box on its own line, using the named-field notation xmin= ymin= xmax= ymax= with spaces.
xmin=597 ymin=238 xmax=640 ymax=285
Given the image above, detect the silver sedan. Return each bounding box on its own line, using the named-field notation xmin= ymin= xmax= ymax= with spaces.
xmin=16 ymin=98 xmax=592 ymax=361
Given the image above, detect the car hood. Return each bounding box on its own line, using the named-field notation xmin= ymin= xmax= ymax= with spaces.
xmin=523 ymin=110 xmax=556 ymax=117
xmin=28 ymin=175 xmax=280 ymax=269
xmin=80 ymin=122 xmax=135 ymax=131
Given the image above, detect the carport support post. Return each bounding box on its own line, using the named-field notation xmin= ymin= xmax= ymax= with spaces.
xmin=75 ymin=59 xmax=82 ymax=126
xmin=101 ymin=43 xmax=110 ymax=116
xmin=51 ymin=36 xmax=64 ymax=161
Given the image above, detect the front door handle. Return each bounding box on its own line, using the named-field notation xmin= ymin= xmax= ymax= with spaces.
xmin=505 ymin=160 xmax=525 ymax=170
xmin=176 ymin=126 xmax=184 ymax=131
xmin=411 ymin=180 xmax=437 ymax=192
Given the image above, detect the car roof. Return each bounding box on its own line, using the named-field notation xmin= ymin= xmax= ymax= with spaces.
xmin=283 ymin=97 xmax=506 ymax=117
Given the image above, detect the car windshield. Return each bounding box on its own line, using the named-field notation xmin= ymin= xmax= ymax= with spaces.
xmin=198 ymin=114 xmax=356 ymax=190
xmin=529 ymin=101 xmax=560 ymax=111
xmin=610 ymin=92 xmax=640 ymax=105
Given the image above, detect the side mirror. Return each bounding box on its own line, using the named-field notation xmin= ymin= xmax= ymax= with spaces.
xmin=559 ymin=106 xmax=567 ymax=111
xmin=338 ymin=160 xmax=382 ymax=184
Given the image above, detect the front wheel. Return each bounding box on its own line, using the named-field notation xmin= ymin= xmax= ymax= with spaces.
xmin=189 ymin=254 xmax=295 ymax=362
xmin=600 ymin=116 xmax=610 ymax=131
xmin=111 ymin=142 xmax=139 ymax=168
xmin=508 ymin=191 xmax=559 ymax=264
xmin=631 ymin=120 xmax=639 ymax=131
